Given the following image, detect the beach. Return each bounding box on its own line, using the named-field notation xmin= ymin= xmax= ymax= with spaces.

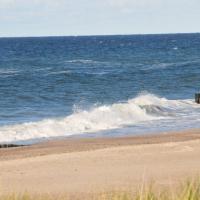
xmin=1 ymin=129 xmax=200 ymax=198
xmin=0 ymin=19 xmax=200 ymax=200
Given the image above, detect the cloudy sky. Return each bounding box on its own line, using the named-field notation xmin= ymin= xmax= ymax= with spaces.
xmin=0 ymin=0 xmax=199 ymax=37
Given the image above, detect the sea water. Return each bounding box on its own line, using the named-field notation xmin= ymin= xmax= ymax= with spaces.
xmin=0 ymin=34 xmax=200 ymax=144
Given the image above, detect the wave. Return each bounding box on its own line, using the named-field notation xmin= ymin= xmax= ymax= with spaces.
xmin=64 ymin=59 xmax=108 ymax=64
xmin=0 ymin=93 xmax=196 ymax=144
xmin=143 ymin=60 xmax=200 ymax=71
xmin=46 ymin=70 xmax=71 ymax=75
xmin=0 ymin=69 xmax=20 ymax=77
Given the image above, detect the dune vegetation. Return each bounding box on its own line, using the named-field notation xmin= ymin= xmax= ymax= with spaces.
xmin=1 ymin=179 xmax=200 ymax=200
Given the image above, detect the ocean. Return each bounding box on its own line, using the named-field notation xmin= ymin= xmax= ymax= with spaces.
xmin=0 ymin=33 xmax=200 ymax=144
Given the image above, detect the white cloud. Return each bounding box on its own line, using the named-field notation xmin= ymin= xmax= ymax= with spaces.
xmin=0 ymin=0 xmax=67 ymax=9
xmin=107 ymin=0 xmax=161 ymax=8
xmin=107 ymin=0 xmax=198 ymax=10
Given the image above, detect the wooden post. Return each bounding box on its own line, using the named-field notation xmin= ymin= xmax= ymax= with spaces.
xmin=195 ymin=93 xmax=200 ymax=104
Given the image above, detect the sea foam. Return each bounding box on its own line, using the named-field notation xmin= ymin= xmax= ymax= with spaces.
xmin=0 ymin=93 xmax=197 ymax=144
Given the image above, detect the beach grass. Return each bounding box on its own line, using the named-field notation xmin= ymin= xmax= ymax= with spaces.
xmin=1 ymin=179 xmax=200 ymax=200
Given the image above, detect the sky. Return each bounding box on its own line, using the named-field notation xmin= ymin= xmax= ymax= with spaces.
xmin=0 ymin=0 xmax=200 ymax=37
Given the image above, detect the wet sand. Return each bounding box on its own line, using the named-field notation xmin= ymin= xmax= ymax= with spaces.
xmin=0 ymin=129 xmax=200 ymax=196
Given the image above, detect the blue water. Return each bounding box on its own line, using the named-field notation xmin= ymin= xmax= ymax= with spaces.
xmin=0 ymin=33 xmax=200 ymax=144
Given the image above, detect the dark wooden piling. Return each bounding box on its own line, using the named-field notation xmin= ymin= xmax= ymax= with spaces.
xmin=0 ymin=144 xmax=25 ymax=149
xmin=195 ymin=93 xmax=200 ymax=104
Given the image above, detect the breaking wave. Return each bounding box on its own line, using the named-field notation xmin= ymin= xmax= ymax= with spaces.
xmin=0 ymin=93 xmax=197 ymax=144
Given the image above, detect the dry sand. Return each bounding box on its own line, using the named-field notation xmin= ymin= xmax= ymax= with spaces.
xmin=0 ymin=129 xmax=200 ymax=197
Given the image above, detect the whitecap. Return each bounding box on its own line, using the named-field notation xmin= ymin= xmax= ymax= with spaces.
xmin=46 ymin=70 xmax=71 ymax=75
xmin=64 ymin=59 xmax=107 ymax=64
xmin=0 ymin=69 xmax=20 ymax=77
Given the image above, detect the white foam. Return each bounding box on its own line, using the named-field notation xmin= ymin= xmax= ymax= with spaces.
xmin=143 ymin=60 xmax=200 ymax=71
xmin=64 ymin=59 xmax=107 ymax=64
xmin=47 ymin=70 xmax=71 ymax=75
xmin=0 ymin=93 xmax=197 ymax=144
xmin=0 ymin=69 xmax=20 ymax=77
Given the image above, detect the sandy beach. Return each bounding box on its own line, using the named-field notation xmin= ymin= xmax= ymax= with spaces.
xmin=0 ymin=129 xmax=200 ymax=197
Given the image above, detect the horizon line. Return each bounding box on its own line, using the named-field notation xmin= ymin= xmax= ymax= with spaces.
xmin=0 ymin=32 xmax=200 ymax=39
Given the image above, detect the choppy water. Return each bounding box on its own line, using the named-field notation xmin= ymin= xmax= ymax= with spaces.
xmin=0 ymin=34 xmax=200 ymax=144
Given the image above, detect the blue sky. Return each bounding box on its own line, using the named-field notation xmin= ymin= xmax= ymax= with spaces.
xmin=0 ymin=0 xmax=200 ymax=37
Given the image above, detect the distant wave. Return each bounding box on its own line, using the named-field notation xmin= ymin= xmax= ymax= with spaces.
xmin=64 ymin=59 xmax=108 ymax=64
xmin=45 ymin=69 xmax=110 ymax=76
xmin=143 ymin=60 xmax=200 ymax=71
xmin=34 ymin=67 xmax=53 ymax=72
xmin=0 ymin=93 xmax=197 ymax=144
xmin=46 ymin=70 xmax=71 ymax=75
xmin=0 ymin=69 xmax=20 ymax=77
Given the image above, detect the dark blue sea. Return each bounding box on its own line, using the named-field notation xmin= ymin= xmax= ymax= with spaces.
xmin=0 ymin=33 xmax=200 ymax=144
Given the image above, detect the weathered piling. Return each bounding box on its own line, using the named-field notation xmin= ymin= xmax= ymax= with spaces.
xmin=195 ymin=93 xmax=200 ymax=104
xmin=0 ymin=144 xmax=25 ymax=148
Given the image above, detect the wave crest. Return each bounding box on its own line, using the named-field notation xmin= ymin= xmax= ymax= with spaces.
xmin=0 ymin=93 xmax=195 ymax=143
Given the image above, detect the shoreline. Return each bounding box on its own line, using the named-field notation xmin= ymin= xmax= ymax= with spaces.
xmin=1 ymin=128 xmax=200 ymax=161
